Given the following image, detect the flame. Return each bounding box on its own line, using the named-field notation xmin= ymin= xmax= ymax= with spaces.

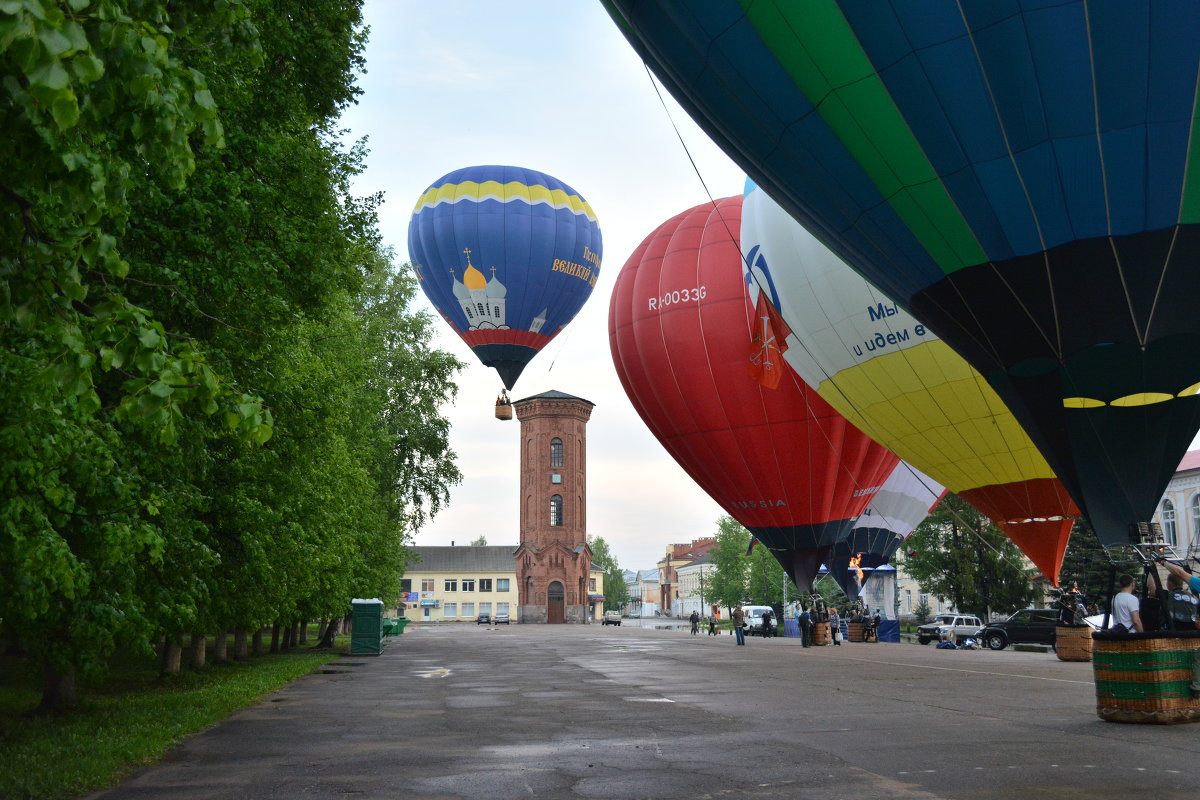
xmin=849 ymin=553 xmax=864 ymax=586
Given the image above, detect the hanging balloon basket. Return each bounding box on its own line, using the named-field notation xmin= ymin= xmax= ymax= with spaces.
xmin=495 ymin=403 xmax=512 ymax=421
xmin=1092 ymin=631 xmax=1200 ymax=724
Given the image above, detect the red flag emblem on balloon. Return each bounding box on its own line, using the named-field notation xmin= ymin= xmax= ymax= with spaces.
xmin=748 ymin=291 xmax=791 ymax=390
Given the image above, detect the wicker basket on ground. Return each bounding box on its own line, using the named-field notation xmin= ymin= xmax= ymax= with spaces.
xmin=847 ymin=621 xmax=864 ymax=643
xmin=1092 ymin=631 xmax=1200 ymax=724
xmin=1055 ymin=625 xmax=1093 ymax=662
xmin=811 ymin=623 xmax=831 ymax=646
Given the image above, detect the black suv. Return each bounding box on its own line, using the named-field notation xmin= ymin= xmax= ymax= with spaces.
xmin=978 ymin=608 xmax=1059 ymax=650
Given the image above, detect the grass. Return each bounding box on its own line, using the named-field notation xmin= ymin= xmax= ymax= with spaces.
xmin=0 ymin=635 xmax=346 ymax=800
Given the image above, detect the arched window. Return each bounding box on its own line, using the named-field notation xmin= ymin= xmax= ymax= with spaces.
xmin=550 ymin=437 xmax=563 ymax=468
xmin=1192 ymin=495 xmax=1200 ymax=549
xmin=550 ymin=494 xmax=563 ymax=527
xmin=476 ymin=302 xmax=486 ymax=316
xmin=1162 ymin=499 xmax=1177 ymax=545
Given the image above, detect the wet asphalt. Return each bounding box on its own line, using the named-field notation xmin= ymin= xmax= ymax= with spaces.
xmin=88 ymin=621 xmax=1200 ymax=800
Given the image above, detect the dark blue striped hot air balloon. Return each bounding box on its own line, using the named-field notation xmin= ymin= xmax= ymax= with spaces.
xmin=408 ymin=165 xmax=602 ymax=390
xmin=605 ymin=1 xmax=1200 ymax=549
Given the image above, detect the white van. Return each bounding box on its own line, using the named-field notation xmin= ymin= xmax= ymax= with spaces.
xmin=742 ymin=605 xmax=776 ymax=635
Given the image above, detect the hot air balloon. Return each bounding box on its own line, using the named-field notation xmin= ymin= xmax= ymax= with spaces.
xmin=829 ymin=462 xmax=945 ymax=601
xmin=605 ymin=2 xmax=1200 ymax=549
xmin=742 ymin=181 xmax=1078 ymax=583
xmin=408 ymin=165 xmax=602 ymax=391
xmin=609 ymin=195 xmax=897 ymax=592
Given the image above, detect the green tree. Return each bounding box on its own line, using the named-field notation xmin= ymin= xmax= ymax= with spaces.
xmin=746 ymin=543 xmax=787 ymax=607
xmin=904 ymin=494 xmax=1038 ymax=618
xmin=1 ymin=0 xmax=463 ymax=710
xmin=707 ymin=516 xmax=750 ymax=614
xmin=589 ymin=535 xmax=629 ymax=610
xmin=1058 ymin=519 xmax=1129 ymax=608
xmin=470 ymin=536 xmax=488 ymax=547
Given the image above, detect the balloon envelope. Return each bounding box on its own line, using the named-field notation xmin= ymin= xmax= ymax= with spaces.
xmin=830 ymin=462 xmax=944 ymax=600
xmin=606 ymin=2 xmax=1200 ymax=547
xmin=741 ymin=182 xmax=1078 ymax=583
xmin=408 ymin=165 xmax=602 ymax=389
xmin=608 ymin=195 xmax=897 ymax=592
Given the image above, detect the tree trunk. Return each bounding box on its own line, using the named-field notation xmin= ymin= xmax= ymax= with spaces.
xmin=269 ymin=622 xmax=281 ymax=653
xmin=234 ymin=630 xmax=249 ymax=660
xmin=38 ymin=662 xmax=77 ymax=711
xmin=213 ymin=631 xmax=228 ymax=663
xmin=315 ymin=617 xmax=339 ymax=649
xmin=189 ymin=632 xmax=206 ymax=669
xmin=160 ymin=639 xmax=182 ymax=675
xmin=317 ymin=619 xmax=328 ymax=642
xmin=251 ymin=628 xmax=264 ymax=656
xmin=291 ymin=619 xmax=302 ymax=647
xmin=299 ymin=620 xmax=309 ymax=643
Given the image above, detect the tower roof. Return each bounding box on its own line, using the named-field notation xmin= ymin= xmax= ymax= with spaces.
xmin=514 ymin=389 xmax=594 ymax=406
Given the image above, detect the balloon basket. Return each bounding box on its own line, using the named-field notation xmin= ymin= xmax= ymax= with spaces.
xmin=495 ymin=404 xmax=512 ymax=421
xmin=847 ymin=622 xmax=864 ymax=643
xmin=811 ymin=624 xmax=830 ymax=646
xmin=1055 ymin=625 xmax=1092 ymax=662
xmin=1092 ymin=631 xmax=1200 ymax=724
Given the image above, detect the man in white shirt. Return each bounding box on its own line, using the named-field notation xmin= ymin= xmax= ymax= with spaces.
xmin=1110 ymin=574 xmax=1143 ymax=633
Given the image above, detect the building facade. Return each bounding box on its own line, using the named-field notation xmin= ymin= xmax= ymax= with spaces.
xmin=400 ymin=545 xmax=606 ymax=622
xmin=513 ymin=390 xmax=594 ymax=623
xmin=1153 ymin=450 xmax=1200 ymax=557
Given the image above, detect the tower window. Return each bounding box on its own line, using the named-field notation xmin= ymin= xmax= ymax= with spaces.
xmin=550 ymin=437 xmax=563 ymax=468
xmin=476 ymin=303 xmax=486 ymax=315
xmin=550 ymin=494 xmax=563 ymax=527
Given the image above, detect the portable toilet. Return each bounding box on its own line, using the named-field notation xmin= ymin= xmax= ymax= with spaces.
xmin=350 ymin=598 xmax=384 ymax=655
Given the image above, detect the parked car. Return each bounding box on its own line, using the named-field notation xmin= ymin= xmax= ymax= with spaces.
xmin=476 ymin=613 xmax=491 ymax=625
xmin=916 ymin=614 xmax=984 ymax=645
xmin=743 ymin=606 xmax=776 ymax=636
xmin=602 ymin=610 xmax=622 ymax=626
xmin=978 ymin=608 xmax=1059 ymax=650
xmin=493 ymin=612 xmax=510 ymax=624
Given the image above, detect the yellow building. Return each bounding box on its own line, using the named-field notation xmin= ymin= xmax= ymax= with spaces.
xmin=400 ymin=545 xmax=606 ymax=622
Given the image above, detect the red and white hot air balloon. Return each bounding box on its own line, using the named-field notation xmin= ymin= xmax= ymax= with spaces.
xmin=608 ymin=196 xmax=897 ymax=592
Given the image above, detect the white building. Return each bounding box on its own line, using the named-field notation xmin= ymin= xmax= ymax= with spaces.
xmin=675 ymin=557 xmax=714 ymax=619
xmin=1152 ymin=450 xmax=1200 ymax=557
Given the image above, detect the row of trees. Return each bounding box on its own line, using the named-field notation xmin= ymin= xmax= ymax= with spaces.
xmin=2 ymin=1 xmax=462 ymax=710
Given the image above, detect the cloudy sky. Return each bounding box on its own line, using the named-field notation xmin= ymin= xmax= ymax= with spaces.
xmin=339 ymin=2 xmax=747 ymax=570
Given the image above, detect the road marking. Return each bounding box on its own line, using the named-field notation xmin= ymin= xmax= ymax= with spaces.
xmin=844 ymin=657 xmax=1092 ymax=684
xmin=414 ymin=667 xmax=451 ymax=678
xmin=625 ymin=697 xmax=675 ymax=703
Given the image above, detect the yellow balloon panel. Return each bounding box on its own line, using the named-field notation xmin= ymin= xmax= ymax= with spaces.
xmin=813 ymin=341 xmax=1057 ymax=493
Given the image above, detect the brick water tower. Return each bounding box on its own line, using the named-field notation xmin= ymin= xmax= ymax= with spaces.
xmin=513 ymin=390 xmax=593 ymax=623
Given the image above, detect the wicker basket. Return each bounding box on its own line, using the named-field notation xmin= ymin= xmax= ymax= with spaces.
xmin=811 ymin=622 xmax=831 ymax=646
xmin=1092 ymin=631 xmax=1200 ymax=724
xmin=847 ymin=621 xmax=864 ymax=643
xmin=1055 ymin=625 xmax=1093 ymax=662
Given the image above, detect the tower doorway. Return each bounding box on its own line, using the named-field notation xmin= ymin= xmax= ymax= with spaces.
xmin=547 ymin=581 xmax=565 ymax=624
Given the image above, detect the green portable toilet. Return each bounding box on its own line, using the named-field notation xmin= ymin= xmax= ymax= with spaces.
xmin=350 ymin=598 xmax=384 ymax=655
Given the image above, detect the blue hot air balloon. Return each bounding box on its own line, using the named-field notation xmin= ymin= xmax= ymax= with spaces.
xmin=408 ymin=165 xmax=602 ymax=390
xmin=605 ymin=2 xmax=1200 ymax=549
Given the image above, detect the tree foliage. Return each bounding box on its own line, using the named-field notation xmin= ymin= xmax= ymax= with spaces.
xmin=903 ymin=494 xmax=1038 ymax=619
xmin=589 ymin=535 xmax=629 ymax=611
xmin=1 ymin=0 xmax=462 ymax=710
xmin=706 ymin=516 xmax=750 ymax=612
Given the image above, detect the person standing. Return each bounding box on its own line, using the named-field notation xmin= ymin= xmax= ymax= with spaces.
xmin=799 ymin=606 xmax=813 ymax=647
xmin=732 ymin=604 xmax=746 ymax=645
xmin=689 ymin=610 xmax=700 ymax=635
xmin=1110 ymin=574 xmax=1143 ymax=633
xmin=829 ymin=607 xmax=842 ymax=646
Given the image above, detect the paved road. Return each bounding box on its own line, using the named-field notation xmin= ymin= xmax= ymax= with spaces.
xmin=91 ymin=624 xmax=1200 ymax=799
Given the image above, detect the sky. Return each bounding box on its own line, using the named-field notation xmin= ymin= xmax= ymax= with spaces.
xmin=338 ymin=2 xmax=746 ymax=570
